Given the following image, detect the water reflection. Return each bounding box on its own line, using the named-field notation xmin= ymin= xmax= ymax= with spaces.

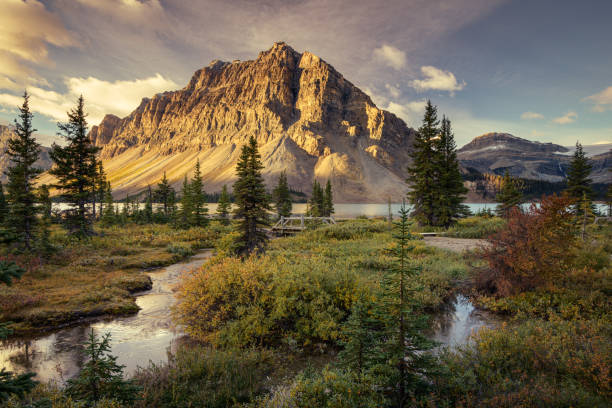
xmin=430 ymin=294 xmax=499 ymax=348
xmin=0 ymin=250 xmax=213 ymax=383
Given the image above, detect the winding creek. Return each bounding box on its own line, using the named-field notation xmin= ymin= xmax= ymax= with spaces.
xmin=1 ymin=249 xmax=500 ymax=383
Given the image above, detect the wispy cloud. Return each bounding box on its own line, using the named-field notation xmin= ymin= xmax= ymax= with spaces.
xmin=373 ymin=44 xmax=406 ymax=70
xmin=583 ymin=85 xmax=612 ymax=112
xmin=0 ymin=0 xmax=77 ymax=90
xmin=521 ymin=111 xmax=544 ymax=120
xmin=0 ymin=74 xmax=178 ymax=125
xmin=410 ymin=66 xmax=466 ymax=94
xmin=552 ymin=111 xmax=577 ymax=125
xmin=385 ymin=99 xmax=427 ymax=126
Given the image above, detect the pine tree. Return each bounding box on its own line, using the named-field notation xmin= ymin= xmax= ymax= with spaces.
xmin=144 ymin=185 xmax=153 ymax=223
xmin=5 ymin=91 xmax=42 ymax=250
xmin=217 ymin=184 xmax=231 ymax=225
xmin=179 ymin=175 xmax=193 ymax=228
xmin=49 ymin=96 xmax=100 ymax=238
xmin=190 ymin=159 xmax=208 ymax=226
xmin=121 ymin=194 xmax=130 ymax=223
xmin=100 ymin=183 xmax=116 ymax=226
xmin=496 ymin=170 xmax=524 ymax=217
xmin=0 ymin=260 xmax=24 ymax=286
xmin=36 ymin=185 xmax=53 ymax=253
xmin=232 ymin=136 xmax=271 ymax=256
xmin=407 ymin=100 xmax=439 ymax=226
xmin=38 ymin=184 xmax=52 ymax=221
xmin=566 ymin=141 xmax=593 ymax=215
xmin=0 ymin=183 xmax=7 ymax=225
xmin=434 ymin=117 xmax=467 ymax=227
xmin=95 ymin=162 xmax=107 ymax=217
xmin=308 ymin=180 xmax=324 ymax=216
xmin=381 ymin=203 xmax=435 ymax=406
xmin=323 ymin=179 xmax=334 ymax=217
xmin=65 ymin=330 xmax=140 ymax=405
xmin=155 ymin=171 xmax=173 ymax=218
xmin=272 ymin=171 xmax=292 ymax=218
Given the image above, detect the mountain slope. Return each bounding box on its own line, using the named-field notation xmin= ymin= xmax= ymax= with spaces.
xmin=0 ymin=124 xmax=53 ymax=183
xmin=458 ymin=133 xmax=611 ymax=183
xmin=86 ymin=42 xmax=416 ymax=202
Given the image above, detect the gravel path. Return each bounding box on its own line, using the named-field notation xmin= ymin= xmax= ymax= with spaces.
xmin=423 ymin=236 xmax=489 ymax=253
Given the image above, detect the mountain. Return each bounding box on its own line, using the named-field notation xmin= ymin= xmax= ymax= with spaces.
xmin=458 ymin=133 xmax=611 ymax=184
xmin=86 ymin=42 xmax=417 ymax=202
xmin=0 ymin=124 xmax=53 ymax=183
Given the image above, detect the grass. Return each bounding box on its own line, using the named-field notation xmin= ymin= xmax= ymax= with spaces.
xmin=0 ymin=222 xmax=230 ymax=335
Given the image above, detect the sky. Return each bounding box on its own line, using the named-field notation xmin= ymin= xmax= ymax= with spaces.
xmin=0 ymin=0 xmax=611 ymax=148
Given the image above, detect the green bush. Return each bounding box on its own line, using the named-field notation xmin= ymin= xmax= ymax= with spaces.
xmin=444 ymin=216 xmax=505 ymax=238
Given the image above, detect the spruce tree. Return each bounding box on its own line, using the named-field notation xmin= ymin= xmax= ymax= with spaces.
xmin=95 ymin=162 xmax=107 ymax=217
xmin=121 ymin=194 xmax=130 ymax=223
xmin=36 ymin=185 xmax=53 ymax=253
xmin=190 ymin=159 xmax=208 ymax=226
xmin=435 ymin=116 xmax=467 ymax=227
xmin=407 ymin=100 xmax=439 ymax=226
xmin=381 ymin=203 xmax=435 ymax=406
xmin=179 ymin=175 xmax=193 ymax=228
xmin=0 ymin=183 xmax=7 ymax=224
xmin=496 ymin=170 xmax=524 ymax=217
xmin=155 ymin=171 xmax=173 ymax=217
xmin=144 ymin=185 xmax=153 ymax=223
xmin=566 ymin=141 xmax=594 ymax=215
xmin=272 ymin=171 xmax=292 ymax=218
xmin=5 ymin=91 xmax=42 ymax=250
xmin=323 ymin=179 xmax=334 ymax=217
xmin=232 ymin=136 xmax=270 ymax=256
xmin=217 ymin=184 xmax=231 ymax=225
xmin=50 ymin=96 xmax=100 ymax=238
xmin=308 ymin=180 xmax=324 ymax=216
xmin=100 ymin=183 xmax=116 ymax=226
xmin=38 ymin=184 xmax=52 ymax=220
xmin=65 ymin=330 xmax=140 ymax=405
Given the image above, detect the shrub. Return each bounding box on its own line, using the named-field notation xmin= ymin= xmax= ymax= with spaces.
xmin=444 ymin=216 xmax=505 ymax=238
xmin=174 ymin=254 xmax=361 ymax=348
xmin=477 ymin=194 xmax=578 ymax=296
xmin=431 ymin=319 xmax=612 ymax=407
xmin=134 ymin=346 xmax=272 ymax=408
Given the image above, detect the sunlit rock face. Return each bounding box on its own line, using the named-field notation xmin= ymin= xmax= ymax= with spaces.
xmin=0 ymin=124 xmax=53 ymax=183
xmin=90 ymin=42 xmax=417 ymax=202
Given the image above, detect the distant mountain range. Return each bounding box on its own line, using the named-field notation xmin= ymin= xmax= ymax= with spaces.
xmin=458 ymin=132 xmax=611 ymax=184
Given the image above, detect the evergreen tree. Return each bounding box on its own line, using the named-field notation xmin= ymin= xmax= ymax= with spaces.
xmin=407 ymin=100 xmax=439 ymax=226
xmin=65 ymin=330 xmax=140 ymax=405
xmin=0 ymin=183 xmax=7 ymax=224
xmin=380 ymin=203 xmax=435 ymax=406
xmin=5 ymin=91 xmax=42 ymax=250
xmin=217 ymin=184 xmax=231 ymax=225
xmin=232 ymin=136 xmax=271 ymax=256
xmin=434 ymin=116 xmax=467 ymax=227
xmin=155 ymin=171 xmax=173 ymax=217
xmin=95 ymin=162 xmax=107 ymax=217
xmin=190 ymin=159 xmax=208 ymax=226
xmin=272 ymin=171 xmax=292 ymax=218
xmin=0 ymin=260 xmax=24 ymax=286
xmin=49 ymin=96 xmax=100 ymax=238
xmin=178 ymin=175 xmax=193 ymax=228
xmin=100 ymin=183 xmax=116 ymax=226
xmin=496 ymin=170 xmax=524 ymax=217
xmin=566 ymin=141 xmax=594 ymax=215
xmin=323 ymin=179 xmax=334 ymax=217
xmin=308 ymin=180 xmax=324 ymax=216
xmin=144 ymin=185 xmax=153 ymax=223
xmin=36 ymin=185 xmax=53 ymax=253
xmin=38 ymin=184 xmax=52 ymax=220
xmin=121 ymin=194 xmax=130 ymax=223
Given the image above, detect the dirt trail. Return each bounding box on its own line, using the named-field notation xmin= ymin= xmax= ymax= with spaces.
xmin=423 ymin=236 xmax=489 ymax=253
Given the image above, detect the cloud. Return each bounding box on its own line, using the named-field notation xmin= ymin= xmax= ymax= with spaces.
xmin=373 ymin=45 xmax=406 ymax=70
xmin=552 ymin=111 xmax=577 ymax=125
xmin=583 ymin=85 xmax=612 ymax=112
xmin=521 ymin=111 xmax=544 ymax=120
xmin=385 ymin=99 xmax=427 ymax=125
xmin=410 ymin=66 xmax=466 ymax=94
xmin=0 ymin=0 xmax=77 ymax=88
xmin=0 ymin=74 xmax=178 ymax=125
xmin=384 ymin=83 xmax=401 ymax=99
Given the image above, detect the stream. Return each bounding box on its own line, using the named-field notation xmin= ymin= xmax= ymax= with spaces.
xmin=1 ymin=251 xmax=499 ymax=383
xmin=0 ymin=250 xmax=213 ymax=383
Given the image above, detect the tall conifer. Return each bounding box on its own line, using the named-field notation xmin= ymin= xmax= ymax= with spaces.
xmin=232 ymin=136 xmax=270 ymax=256
xmin=50 ymin=96 xmax=99 ymax=238
xmin=407 ymin=100 xmax=438 ymax=226
xmin=190 ymin=159 xmax=208 ymax=226
xmin=5 ymin=92 xmax=42 ymax=249
xmin=323 ymin=179 xmax=334 ymax=217
xmin=272 ymin=171 xmax=292 ymax=218
xmin=566 ymin=141 xmax=593 ymax=215
xmin=217 ymin=184 xmax=231 ymax=225
xmin=496 ymin=170 xmax=524 ymax=217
